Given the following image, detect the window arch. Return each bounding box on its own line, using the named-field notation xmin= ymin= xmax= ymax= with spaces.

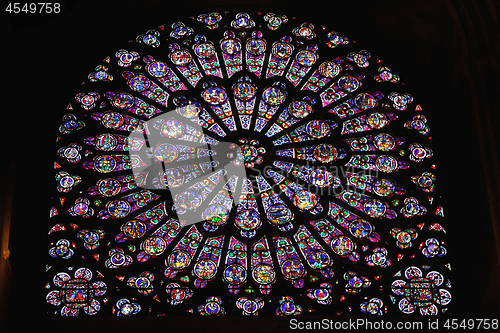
xmin=47 ymin=10 xmax=450 ymax=317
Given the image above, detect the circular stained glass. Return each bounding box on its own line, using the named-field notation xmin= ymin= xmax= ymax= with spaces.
xmin=221 ymin=39 xmax=241 ymax=54
xmin=272 ymin=42 xmax=293 ymax=58
xmin=94 ymin=155 xmax=116 ymax=173
xmin=169 ymin=49 xmax=192 ymax=65
xmin=122 ymin=220 xmax=146 ymax=239
xmin=177 ymin=100 xmax=200 ymax=118
xmin=176 ymin=190 xmax=202 ymax=211
xmin=306 ymin=250 xmax=330 ymax=269
xmin=107 ymin=200 xmax=131 ymax=218
xmin=95 ymin=133 xmax=118 ymax=151
xmin=375 ymin=155 xmax=399 ymax=172
xmin=246 ymin=38 xmax=266 ymax=55
xmin=193 ymin=259 xmax=218 ymax=279
xmin=203 ymin=87 xmax=227 ymax=105
xmin=374 ymin=133 xmax=396 ymax=151
xmin=262 ymin=87 xmax=286 ymax=105
xmin=223 ymin=264 xmax=247 ymax=285
xmin=363 ymin=199 xmax=387 ymax=218
xmin=233 ymin=82 xmax=257 ymax=100
xmin=330 ymin=236 xmax=355 ymax=255
xmin=281 ymin=259 xmax=305 ymax=280
xmin=296 ymin=50 xmax=317 ymax=66
xmin=160 ymin=169 xmax=184 ymax=188
xmin=154 ymin=144 xmax=178 ymax=162
xmin=292 ymin=190 xmax=318 ymax=210
xmin=142 ymin=236 xmax=167 ymax=256
xmin=147 ymin=61 xmax=168 ymax=77
xmin=101 ymin=111 xmax=124 ymax=129
xmin=113 ymin=93 xmax=135 ymax=109
xmin=308 ymin=169 xmax=334 ymax=187
xmin=194 ymin=43 xmax=215 ymax=58
xmin=318 ymin=61 xmax=340 ymax=78
xmin=97 ymin=178 xmax=122 ymax=197
xmin=167 ymin=250 xmax=191 ymax=270
xmin=288 ymin=100 xmax=313 ymax=118
xmin=266 ymin=204 xmax=293 ymax=226
xmin=306 ymin=120 xmax=330 ymax=138
xmin=373 ymin=178 xmax=395 ymax=196
xmin=313 ymin=143 xmax=338 ymax=163
xmin=161 ymin=119 xmax=185 ymax=138
xmin=252 ymin=264 xmax=276 ymax=285
xmin=51 ymin=10 xmax=448 ymax=318
xmin=349 ymin=219 xmax=372 ymax=238
xmin=235 ymin=210 xmax=261 ymax=230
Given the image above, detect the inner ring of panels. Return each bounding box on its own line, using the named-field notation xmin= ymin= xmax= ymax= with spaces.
xmin=47 ymin=10 xmax=451 ymax=317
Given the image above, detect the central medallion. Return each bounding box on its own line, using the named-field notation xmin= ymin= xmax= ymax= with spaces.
xmin=228 ymin=138 xmax=266 ymax=168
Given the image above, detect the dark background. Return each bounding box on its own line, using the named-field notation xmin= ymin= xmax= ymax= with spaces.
xmin=1 ymin=0 xmax=499 ymax=332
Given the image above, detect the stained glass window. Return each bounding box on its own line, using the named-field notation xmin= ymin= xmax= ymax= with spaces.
xmin=47 ymin=11 xmax=450 ymax=317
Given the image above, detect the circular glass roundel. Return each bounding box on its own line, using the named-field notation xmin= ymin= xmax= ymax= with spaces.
xmin=252 ymin=264 xmax=276 ymax=285
xmin=235 ymin=210 xmax=261 ymax=230
xmin=266 ymin=204 xmax=293 ymax=226
xmin=193 ymin=259 xmax=218 ymax=279
xmin=147 ymin=61 xmax=168 ymax=77
xmin=306 ymin=120 xmax=330 ymax=138
xmin=262 ymin=87 xmax=286 ymax=105
xmin=142 ymin=236 xmax=167 ymax=256
xmin=121 ymin=220 xmax=146 ymax=239
xmin=281 ymin=259 xmax=305 ymax=280
xmin=223 ymin=264 xmax=247 ymax=285
xmin=97 ymin=178 xmax=122 ymax=197
xmin=349 ymin=219 xmax=372 ymax=238
xmin=373 ymin=178 xmax=395 ymax=196
xmin=169 ymin=49 xmax=192 ymax=65
xmin=272 ymin=42 xmax=293 ymax=59
xmin=366 ymin=112 xmax=387 ymax=129
xmin=233 ymin=82 xmax=257 ymax=100
xmin=330 ymin=236 xmax=355 ymax=255
xmin=363 ymin=199 xmax=387 ymax=218
xmin=54 ymin=10 xmax=447 ymax=317
xmin=154 ymin=144 xmax=178 ymax=162
xmin=292 ymin=190 xmax=318 ymax=210
xmin=246 ymin=38 xmax=266 ymax=55
xmin=296 ymin=50 xmax=317 ymax=66
xmin=167 ymin=250 xmax=191 ymax=270
xmin=113 ymin=93 xmax=134 ymax=109
xmin=101 ymin=111 xmax=123 ymax=129
xmin=318 ymin=61 xmax=340 ymax=78
xmin=221 ymin=39 xmax=241 ymax=54
xmin=107 ymin=200 xmax=131 ymax=218
xmin=95 ymin=133 xmax=118 ymax=151
xmin=176 ymin=190 xmax=202 ymax=211
xmin=355 ymin=93 xmax=377 ymax=110
xmin=309 ymin=169 xmax=334 ymax=187
xmin=288 ymin=100 xmax=313 ymax=118
xmin=94 ymin=155 xmax=116 ymax=173
xmin=313 ymin=143 xmax=338 ymax=163
xmin=375 ymin=155 xmax=399 ymax=172
xmin=160 ymin=169 xmax=184 ymax=188
xmin=161 ymin=119 xmax=185 ymax=138
xmin=177 ymin=100 xmax=200 ymax=118
xmin=306 ymin=250 xmax=330 ymax=269
xmin=374 ymin=133 xmax=396 ymax=151
xmin=194 ymin=43 xmax=215 ymax=58
xmin=203 ymin=87 xmax=227 ymax=105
